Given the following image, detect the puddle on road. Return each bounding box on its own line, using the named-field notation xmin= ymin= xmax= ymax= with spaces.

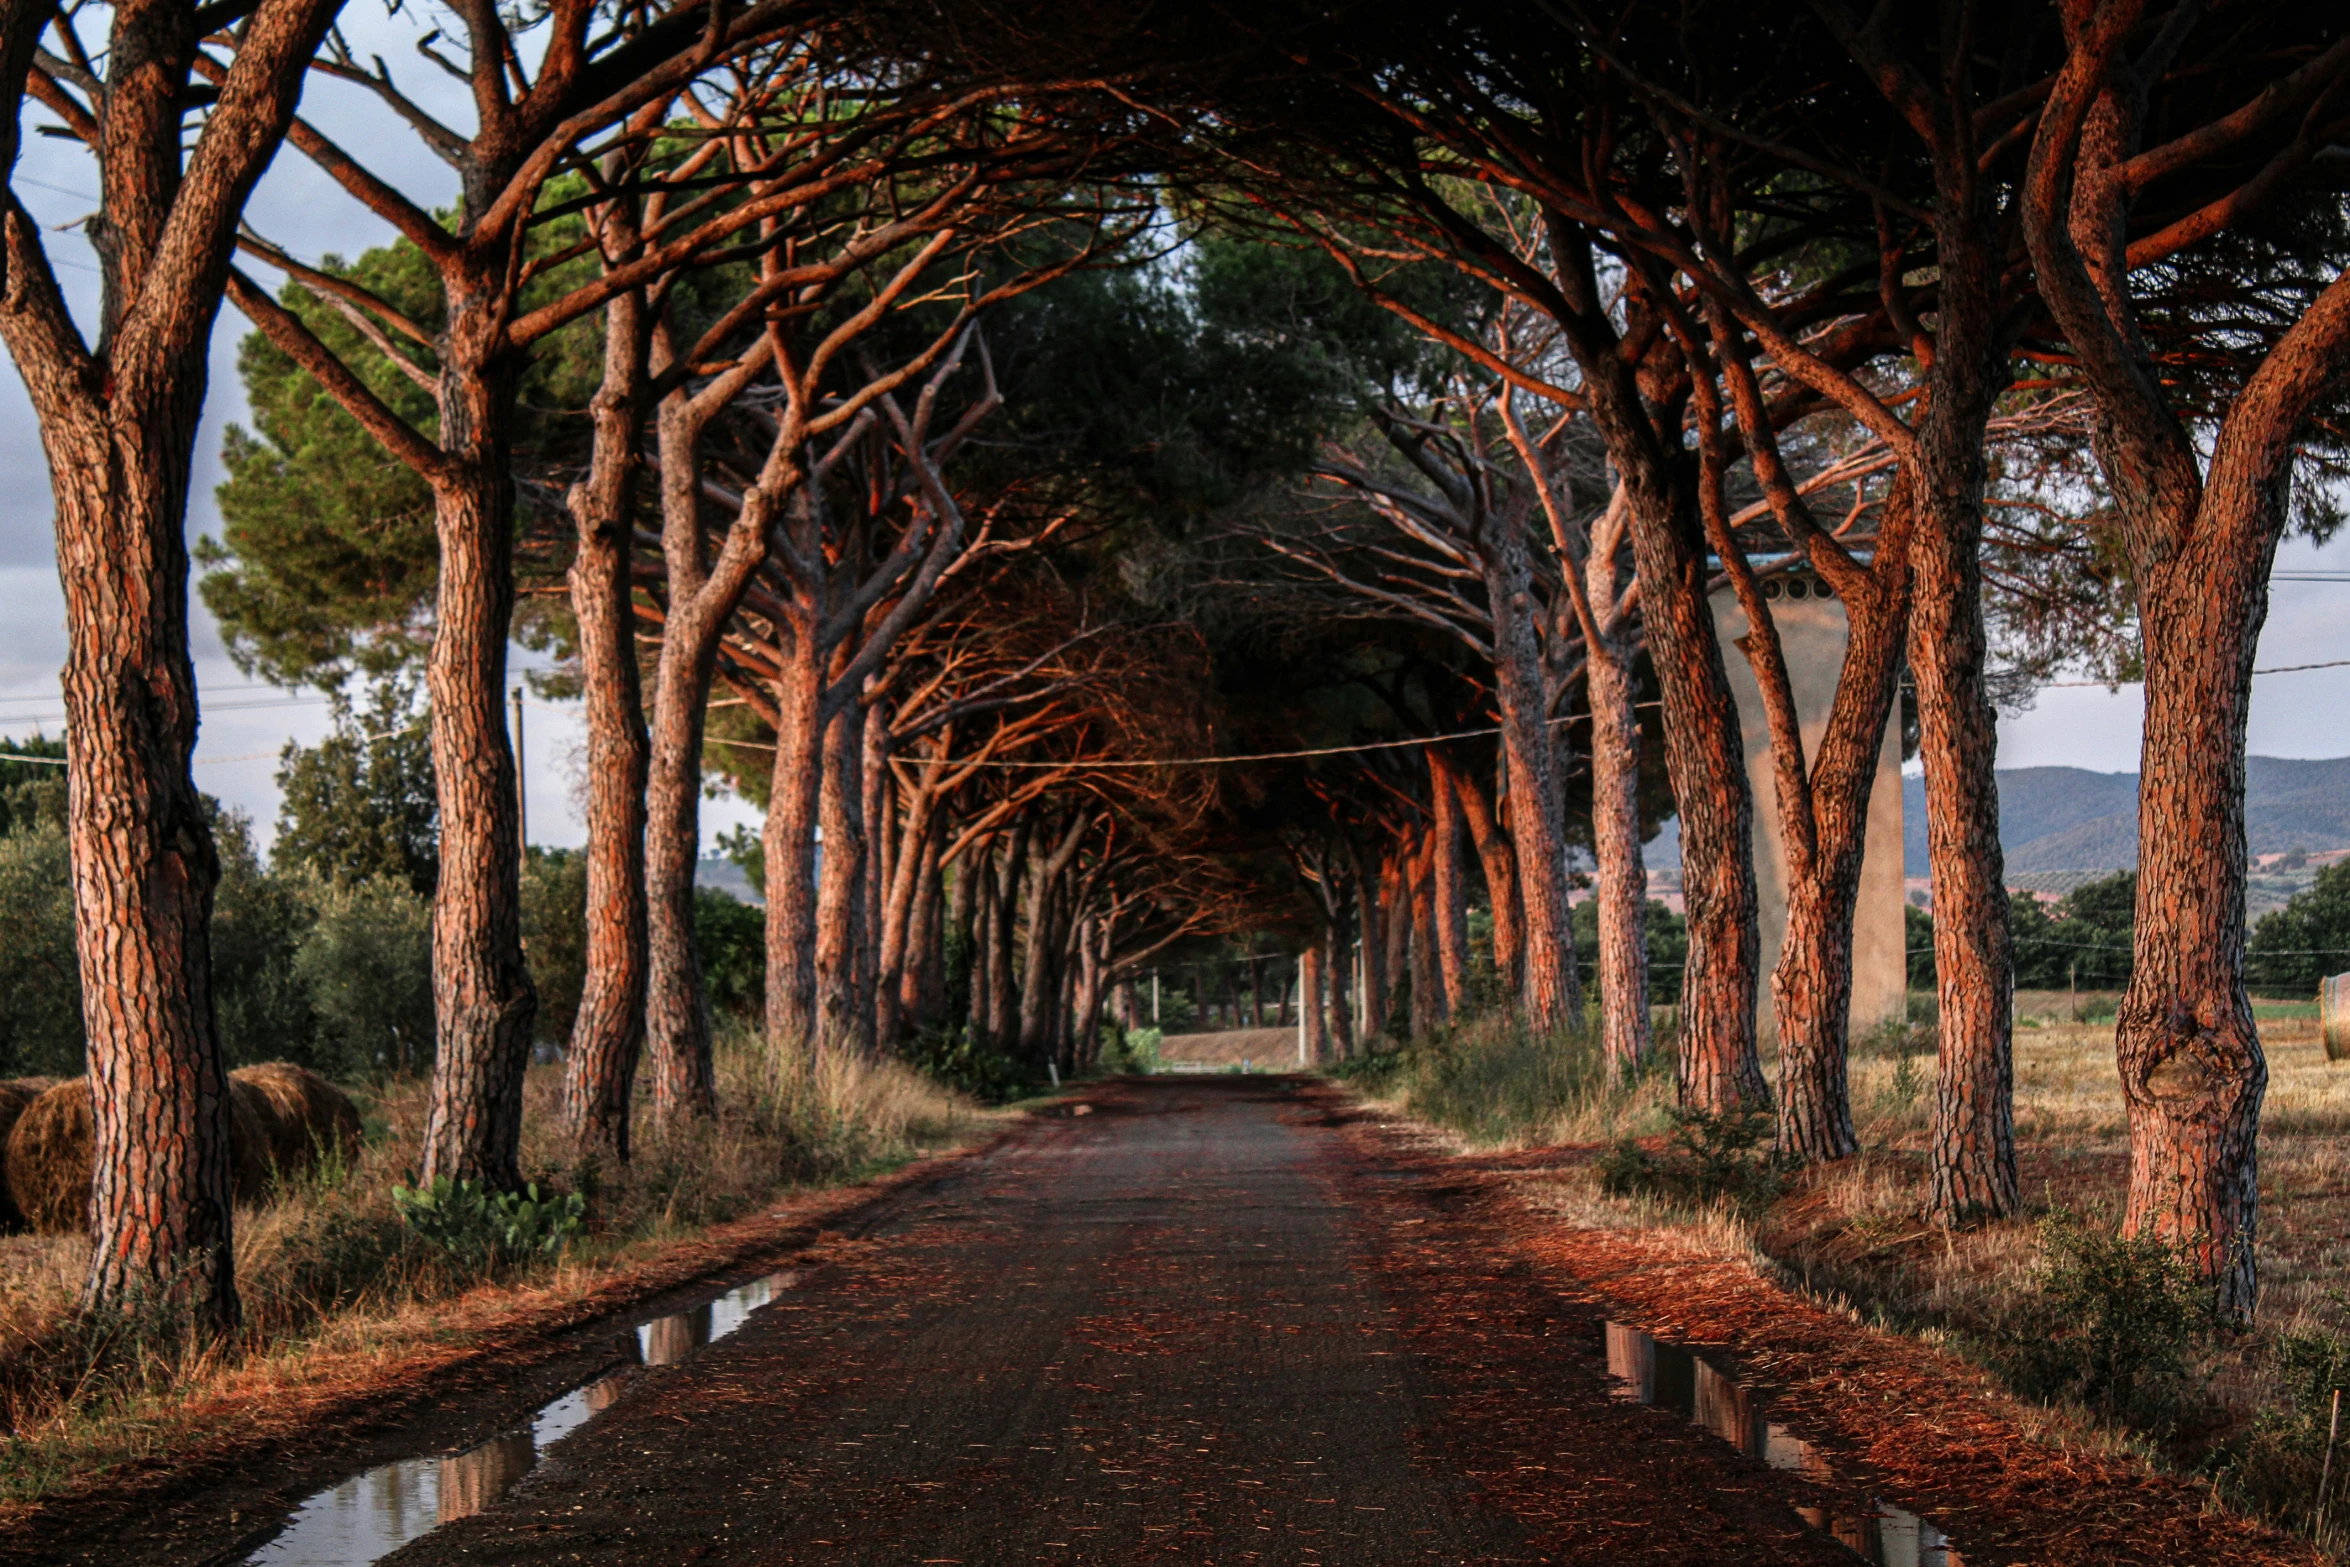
xmin=1604 ymin=1323 xmax=1963 ymax=1567
xmin=242 ymin=1270 xmax=800 ymax=1566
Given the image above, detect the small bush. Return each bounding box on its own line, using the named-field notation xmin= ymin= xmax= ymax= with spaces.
xmin=1997 ymin=1211 xmax=2213 ymax=1432
xmin=1600 ymin=1106 xmax=1793 ymax=1211
xmin=390 ymin=1176 xmax=585 ymax=1267
xmin=1102 ymin=1026 xmax=1161 ymax=1074
xmin=905 ymin=1026 xmax=1029 ymax=1102
xmin=2210 ymin=1320 xmax=2350 ymax=1536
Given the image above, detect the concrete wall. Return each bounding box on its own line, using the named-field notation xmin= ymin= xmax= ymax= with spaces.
xmin=1709 ymin=569 xmax=1907 ymax=1041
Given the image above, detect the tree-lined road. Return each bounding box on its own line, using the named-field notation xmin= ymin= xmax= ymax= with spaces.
xmin=391 ymin=1080 xmax=1867 ymax=1565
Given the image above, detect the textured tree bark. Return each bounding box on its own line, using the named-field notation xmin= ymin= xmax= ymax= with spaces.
xmin=1407 ymin=826 xmax=1443 ymax=1036
xmin=1481 ymin=522 xmax=1583 ymax=1031
xmin=2121 ymin=506 xmax=2278 ymax=1312
xmin=1325 ymin=923 xmax=1356 ymax=1059
xmin=1381 ymin=849 xmax=1410 ymax=1037
xmin=1018 ymin=811 xmax=1089 ymax=1062
xmin=967 ymin=846 xmax=996 ymax=1046
xmin=419 ymin=276 xmax=536 ymax=1189
xmin=815 ymin=697 xmax=870 ymax=1059
xmin=1543 ymin=223 xmax=1762 ymax=1111
xmin=1300 ymin=944 xmax=1329 ymax=1065
xmin=1443 ymin=754 xmax=1521 ymax=996
xmin=1427 ymin=768 xmax=1471 ymax=1014
xmin=1354 ymin=841 xmax=1389 ymax=1041
xmin=886 ymin=809 xmax=947 ymax=1046
xmin=1586 ymin=643 xmax=1650 ymax=1080
xmin=643 ymin=399 xmax=779 ymax=1119
xmin=2017 ymin=37 xmax=2350 ymax=1313
xmin=7 ymin=0 xmax=347 ymax=1325
xmin=761 ymin=632 xmax=826 ymax=1070
xmin=48 ymin=428 xmax=236 ymax=1322
xmin=985 ymin=818 xmax=1031 ymax=1050
xmin=560 ymin=282 xmax=651 ymax=1164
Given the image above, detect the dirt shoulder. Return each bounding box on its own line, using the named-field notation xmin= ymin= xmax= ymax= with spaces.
xmin=1308 ymin=1082 xmax=2320 ymax=1567
xmin=0 ymin=1130 xmax=1014 ymax=1566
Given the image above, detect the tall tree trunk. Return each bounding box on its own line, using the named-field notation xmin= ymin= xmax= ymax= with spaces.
xmin=890 ymin=811 xmax=947 ymax=1044
xmin=2121 ymin=502 xmax=2278 ymax=1313
xmin=1908 ymin=240 xmax=2019 ymax=1221
xmin=1444 ymin=754 xmax=1522 ymax=996
xmin=420 ymin=285 xmax=536 ymax=1189
xmin=1482 ymin=527 xmax=1583 ymax=1030
xmin=860 ymin=712 xmax=889 ymax=1050
xmin=1355 ymin=842 xmax=1390 ymax=1042
xmin=1544 ymin=220 xmax=1762 ymax=1111
xmin=815 ymin=695 xmax=870 ymax=1058
xmin=1587 ymin=642 xmax=1651 ymax=1079
xmin=3 ymin=0 xmax=344 ymax=1329
xmin=644 ymin=388 xmax=782 ymax=1121
xmin=1408 ymin=827 xmax=1444 ymax=1036
xmin=1428 ymin=774 xmax=1471 ymax=1014
xmin=761 ymin=630 xmax=825 ymax=1068
xmin=1381 ymin=848 xmax=1409 ymax=1037
xmin=986 ymin=819 xmax=1030 ymax=1050
xmin=1325 ymin=922 xmax=1355 ymax=1060
xmin=561 ymin=281 xmax=651 ymax=1164
xmin=1300 ymin=944 xmax=1329 ymax=1065
xmin=968 ymin=847 xmax=996 ymax=1046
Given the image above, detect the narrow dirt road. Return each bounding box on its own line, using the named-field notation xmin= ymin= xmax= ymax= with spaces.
xmin=379 ymin=1078 xmax=1882 ymax=1566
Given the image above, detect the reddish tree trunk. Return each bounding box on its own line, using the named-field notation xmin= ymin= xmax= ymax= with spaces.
xmin=1408 ymin=826 xmax=1444 ymax=1036
xmin=1586 ymin=642 xmax=1651 ymax=1079
xmin=420 ymin=280 xmax=536 ymax=1189
xmin=1481 ymin=519 xmax=1583 ymax=1030
xmin=1444 ymin=754 xmax=1522 ymax=996
xmin=761 ymin=630 xmax=826 ymax=1065
xmin=1354 ymin=842 xmax=1390 ymax=1041
xmin=2 ymin=0 xmax=340 ymax=1329
xmin=560 ymin=282 xmax=650 ymax=1163
xmin=45 ymin=408 xmax=236 ymax=1322
xmin=985 ymin=819 xmax=1030 ymax=1049
xmin=1300 ymin=944 xmax=1329 ymax=1065
xmin=1428 ymin=772 xmax=1471 ymax=1013
xmin=815 ymin=695 xmax=870 ymax=1058
xmin=643 ymin=389 xmax=778 ymax=1120
xmin=1544 ymin=226 xmax=1762 ymax=1111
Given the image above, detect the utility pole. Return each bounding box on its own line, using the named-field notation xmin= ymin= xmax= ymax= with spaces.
xmin=511 ymin=686 xmax=527 ymax=870
xmin=1152 ymin=970 xmax=1161 ymax=1025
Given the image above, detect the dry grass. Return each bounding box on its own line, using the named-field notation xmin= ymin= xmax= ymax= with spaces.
xmin=0 ymin=1024 xmax=984 ymax=1505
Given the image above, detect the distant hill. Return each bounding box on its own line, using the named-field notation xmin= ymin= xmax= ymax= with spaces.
xmin=1901 ymin=755 xmax=2350 ymax=875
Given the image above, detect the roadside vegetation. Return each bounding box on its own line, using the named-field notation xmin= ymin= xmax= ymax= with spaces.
xmin=0 ymin=1030 xmax=972 ymax=1507
xmin=1338 ymin=986 xmax=2350 ymax=1551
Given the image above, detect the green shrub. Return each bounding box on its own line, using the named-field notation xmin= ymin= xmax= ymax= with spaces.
xmin=906 ymin=1026 xmax=1029 ymax=1102
xmin=0 ymin=822 xmax=83 ymax=1078
xmin=1600 ymin=1105 xmax=1793 ymax=1210
xmin=1103 ymin=1025 xmax=1161 ymax=1074
xmin=390 ymin=1176 xmax=584 ymax=1267
xmin=694 ymin=886 xmax=766 ymax=1017
xmin=1999 ymin=1212 xmax=2213 ymax=1432
xmin=2210 ymin=1321 xmax=2350 ymax=1534
xmin=295 ymin=873 xmax=435 ymax=1078
xmin=520 ymin=848 xmax=588 ymax=1047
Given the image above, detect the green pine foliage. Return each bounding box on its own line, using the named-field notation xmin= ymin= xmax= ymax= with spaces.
xmin=2249 ymin=861 xmax=2350 ymax=994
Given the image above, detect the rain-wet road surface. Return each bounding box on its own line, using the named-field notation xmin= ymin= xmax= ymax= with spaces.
xmin=367 ymin=1077 xmax=1888 ymax=1565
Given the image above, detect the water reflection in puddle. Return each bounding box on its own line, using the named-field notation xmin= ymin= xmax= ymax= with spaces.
xmin=1604 ymin=1323 xmax=1962 ymax=1567
xmin=244 ymin=1270 xmax=799 ymax=1566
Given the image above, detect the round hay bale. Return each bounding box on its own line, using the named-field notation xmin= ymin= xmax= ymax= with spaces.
xmin=230 ymin=1063 xmax=362 ymax=1177
xmin=6 ymin=1078 xmax=279 ymax=1233
xmin=7 ymin=1079 xmax=92 ymax=1234
xmin=226 ymin=1079 xmax=271 ymax=1205
xmin=0 ymin=1080 xmax=44 ymax=1230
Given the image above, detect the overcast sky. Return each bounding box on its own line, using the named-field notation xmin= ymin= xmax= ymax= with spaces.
xmin=2 ymin=16 xmax=2346 ymax=852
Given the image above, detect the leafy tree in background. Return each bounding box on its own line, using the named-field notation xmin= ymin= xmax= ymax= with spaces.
xmin=520 ymin=849 xmax=589 ymax=1050
xmin=2250 ymin=864 xmax=2350 ymax=997
xmin=0 ymin=737 xmax=68 ymax=838
xmin=209 ymin=809 xmax=319 ymax=1068
xmin=0 ymin=820 xmax=82 ymax=1078
xmin=295 ymin=876 xmax=436 ymax=1080
xmin=693 ymin=889 xmax=766 ymax=1021
xmin=273 ymin=679 xmax=438 ymax=895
